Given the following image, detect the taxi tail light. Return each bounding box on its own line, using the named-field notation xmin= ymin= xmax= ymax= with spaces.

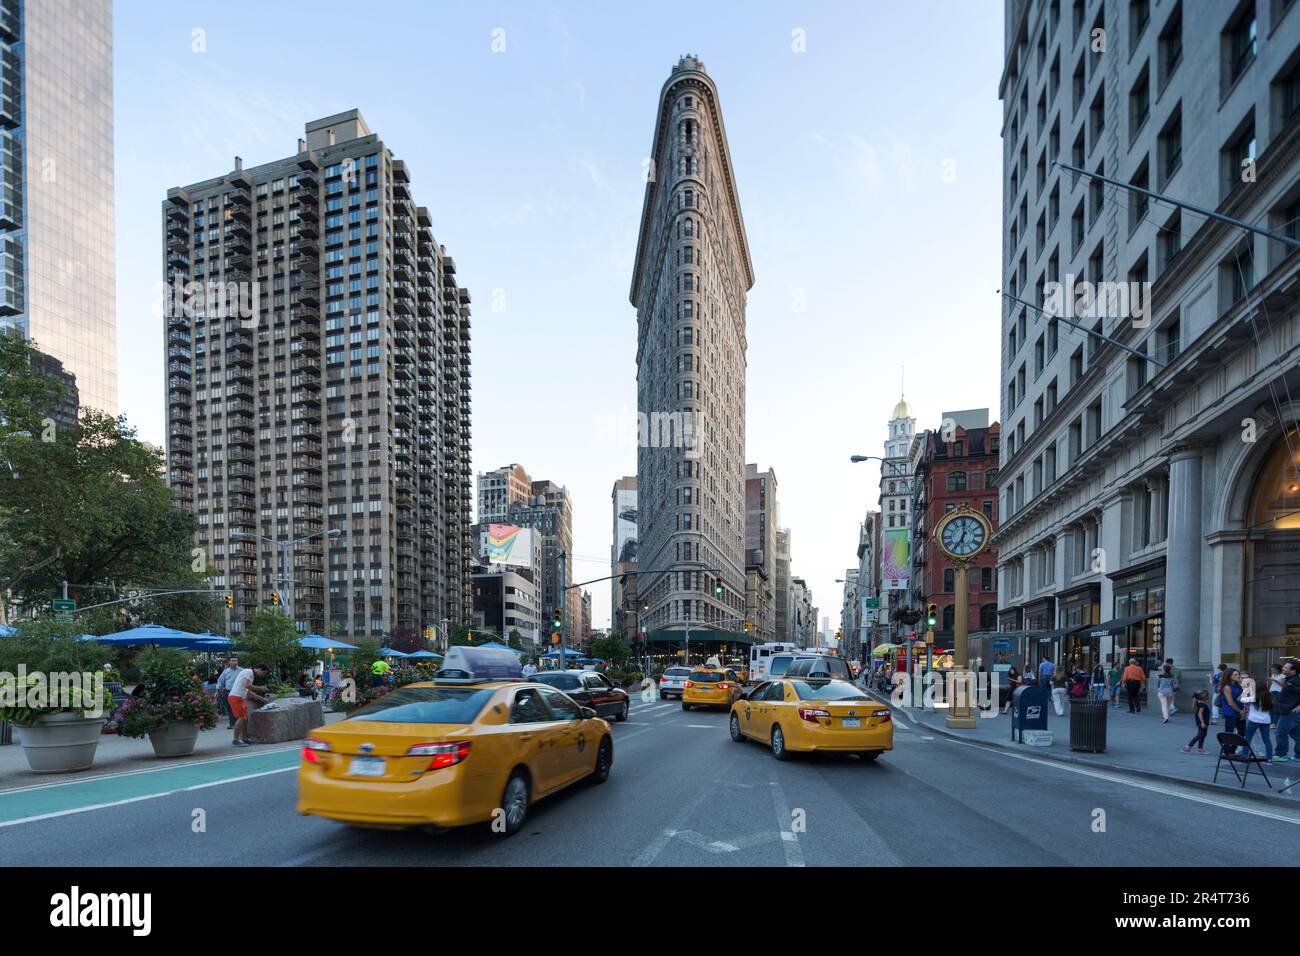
xmin=717 ymin=682 xmax=731 ymax=690
xmin=875 ymin=710 xmax=892 ymax=723
xmin=302 ymin=737 xmax=331 ymax=762
xmin=798 ymin=707 xmax=831 ymax=723
xmin=406 ymin=740 xmax=472 ymax=770
xmin=683 ymin=680 xmax=694 ymax=689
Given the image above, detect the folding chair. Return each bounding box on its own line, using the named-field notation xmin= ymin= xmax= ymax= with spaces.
xmin=1212 ymin=732 xmax=1274 ymax=790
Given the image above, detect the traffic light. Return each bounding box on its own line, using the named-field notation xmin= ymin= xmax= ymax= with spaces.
xmin=551 ymin=632 xmax=561 ymax=645
xmin=553 ymin=606 xmax=563 ymax=630
xmin=743 ymin=622 xmax=753 ymax=633
xmin=271 ymin=590 xmax=280 ymax=607
xmin=926 ymin=603 xmax=938 ymax=629
xmin=225 ymin=593 xmax=234 ymax=610
xmin=423 ymin=627 xmax=433 ymax=641
xmin=713 ymin=577 xmax=723 ymax=597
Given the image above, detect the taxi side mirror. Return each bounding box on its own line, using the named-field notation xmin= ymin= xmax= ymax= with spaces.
xmin=580 ymin=706 xmax=596 ymax=719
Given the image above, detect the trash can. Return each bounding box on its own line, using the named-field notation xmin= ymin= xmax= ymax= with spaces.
xmin=1069 ymin=697 xmax=1108 ymax=752
xmin=0 ymin=720 xmax=11 ymax=745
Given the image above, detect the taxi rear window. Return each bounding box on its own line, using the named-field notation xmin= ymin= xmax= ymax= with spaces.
xmin=689 ymin=670 xmax=725 ymax=682
xmin=347 ymin=686 xmax=495 ymax=724
xmin=769 ymin=655 xmax=794 ymax=677
xmin=535 ymin=673 xmax=581 ymax=691
xmin=791 ymin=680 xmax=872 ymax=702
xmin=664 ymin=667 xmax=690 ymax=677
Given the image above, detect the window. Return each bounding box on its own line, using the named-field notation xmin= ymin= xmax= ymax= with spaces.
xmin=1158 ymin=105 xmax=1182 ymax=187
xmin=1129 ymin=0 xmax=1151 ymax=51
xmin=1159 ymin=314 xmax=1181 ymax=364
xmin=1129 ymin=65 xmax=1150 ymax=142
xmin=942 ymin=605 xmax=956 ymax=632
xmin=1089 ymin=161 xmax=1105 ymax=221
xmin=1221 ymin=113 xmax=1256 ymax=199
xmin=1073 ymin=55 xmax=1087 ymax=112
xmin=1158 ymin=2 xmax=1183 ymax=90
xmin=1224 ymin=2 xmax=1257 ymax=88
xmin=1159 ymin=208 xmax=1182 ymax=273
xmin=981 ymin=567 xmax=994 ymax=591
xmin=1129 ymin=158 xmax=1150 ymax=233
xmin=943 ymin=569 xmax=955 ymax=592
xmin=1272 ymin=54 xmax=1300 ymax=131
xmin=947 ymin=471 xmax=968 ymax=492
xmin=1089 ymin=82 xmax=1106 ymax=146
xmin=1070 ymin=344 xmax=1085 ymax=387
xmin=1224 ymin=240 xmax=1255 ymax=307
xmin=1072 ymin=200 xmax=1085 ymax=253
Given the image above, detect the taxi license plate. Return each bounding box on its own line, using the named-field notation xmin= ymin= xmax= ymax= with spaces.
xmin=841 ymin=718 xmax=862 ymax=728
xmin=348 ymin=757 xmax=386 ymax=777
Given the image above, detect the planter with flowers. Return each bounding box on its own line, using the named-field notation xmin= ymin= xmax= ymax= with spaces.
xmin=0 ymin=675 xmax=115 ymax=773
xmin=115 ymin=655 xmax=218 ymax=757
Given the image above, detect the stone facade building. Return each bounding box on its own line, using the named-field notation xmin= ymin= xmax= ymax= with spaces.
xmin=632 ymin=56 xmax=752 ymax=647
xmin=997 ymin=0 xmax=1300 ymax=695
xmin=744 ymin=464 xmax=777 ymax=642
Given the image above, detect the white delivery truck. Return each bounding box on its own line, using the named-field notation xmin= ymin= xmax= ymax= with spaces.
xmin=748 ymin=642 xmax=803 ymax=683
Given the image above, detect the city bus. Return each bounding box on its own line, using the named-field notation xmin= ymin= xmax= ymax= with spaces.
xmin=748 ymin=642 xmax=803 ymax=683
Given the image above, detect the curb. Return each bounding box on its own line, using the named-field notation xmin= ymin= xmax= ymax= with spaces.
xmin=864 ymin=687 xmax=1299 ymax=809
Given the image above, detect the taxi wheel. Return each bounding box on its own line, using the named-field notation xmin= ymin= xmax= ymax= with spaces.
xmin=729 ymin=712 xmax=744 ymax=742
xmin=771 ymin=724 xmax=791 ymax=761
xmin=616 ymin=701 xmax=628 ymax=722
xmin=590 ymin=737 xmax=613 ymax=784
xmin=499 ymin=771 xmax=530 ymax=836
xmin=857 ymin=751 xmax=881 ymax=762
xmin=660 ymin=691 xmax=667 ymax=700
xmin=681 ymin=701 xmax=691 ymax=711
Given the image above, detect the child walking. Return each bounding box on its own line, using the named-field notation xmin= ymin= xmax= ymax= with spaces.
xmin=1181 ymin=690 xmax=1211 ymax=754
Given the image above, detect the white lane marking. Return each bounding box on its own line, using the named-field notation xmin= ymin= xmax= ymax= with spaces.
xmin=686 ymin=724 xmax=719 ymax=729
xmin=633 ymin=789 xmax=713 ymax=866
xmin=920 ymin=736 xmax=935 ymax=741
xmin=0 ymin=767 xmax=296 ymax=829
xmin=880 ymin=695 xmax=1300 ymax=825
xmin=768 ymin=780 xmax=805 ymax=868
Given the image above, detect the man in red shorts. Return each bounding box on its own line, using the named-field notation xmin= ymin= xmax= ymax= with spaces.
xmin=228 ymin=663 xmax=270 ymax=747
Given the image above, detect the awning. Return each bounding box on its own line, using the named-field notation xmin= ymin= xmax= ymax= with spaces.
xmin=968 ymin=630 xmax=1039 ymax=641
xmin=1036 ymin=625 xmax=1089 ymax=642
xmin=1080 ymin=613 xmax=1161 ymax=638
xmin=644 ymin=628 xmax=754 ymax=646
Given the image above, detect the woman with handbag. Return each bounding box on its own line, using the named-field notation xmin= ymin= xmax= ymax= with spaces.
xmin=1156 ymin=664 xmax=1178 ymax=723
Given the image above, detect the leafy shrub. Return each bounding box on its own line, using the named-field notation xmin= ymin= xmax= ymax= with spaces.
xmin=115 ymin=652 xmax=217 ymax=738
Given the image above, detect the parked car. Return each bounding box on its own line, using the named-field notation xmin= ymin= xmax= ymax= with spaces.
xmin=534 ymin=670 xmax=629 ymax=722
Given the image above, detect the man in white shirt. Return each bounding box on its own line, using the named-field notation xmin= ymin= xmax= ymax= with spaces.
xmin=215 ymin=657 xmax=241 ymax=729
xmin=228 ymin=663 xmax=269 ymax=747
xmin=521 ymin=659 xmax=538 ymax=679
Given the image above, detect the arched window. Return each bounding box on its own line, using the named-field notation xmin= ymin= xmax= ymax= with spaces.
xmin=979 ymin=604 xmax=998 ymax=630
xmin=683 ymin=217 xmax=694 ymax=238
xmin=947 ymin=471 xmax=968 ymax=492
xmin=942 ymin=605 xmax=955 ymax=632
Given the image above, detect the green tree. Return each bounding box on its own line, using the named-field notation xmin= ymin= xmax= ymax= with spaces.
xmin=591 ymin=634 xmax=631 ymax=668
xmin=237 ymin=607 xmax=311 ymax=682
xmin=507 ymin=628 xmax=524 ymax=651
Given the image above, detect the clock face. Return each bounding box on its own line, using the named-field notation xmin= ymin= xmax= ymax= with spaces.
xmin=940 ymin=514 xmax=987 ymax=557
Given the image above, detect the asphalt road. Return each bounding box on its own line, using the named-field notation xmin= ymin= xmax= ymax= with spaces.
xmin=3 ymin=695 xmax=1298 ymax=866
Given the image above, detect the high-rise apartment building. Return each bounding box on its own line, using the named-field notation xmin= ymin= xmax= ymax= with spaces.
xmin=0 ymin=0 xmax=116 ymax=414
xmin=632 ymin=56 xmax=752 ymax=646
xmin=997 ymin=0 xmax=1300 ymax=695
xmin=774 ymin=527 xmax=792 ymax=642
xmin=164 ymin=110 xmax=473 ymax=639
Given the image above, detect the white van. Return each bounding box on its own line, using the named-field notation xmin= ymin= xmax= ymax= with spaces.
xmin=749 ymin=643 xmax=802 ymax=683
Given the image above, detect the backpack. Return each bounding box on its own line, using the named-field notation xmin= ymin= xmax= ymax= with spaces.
xmin=1069 ymin=680 xmax=1086 ymax=698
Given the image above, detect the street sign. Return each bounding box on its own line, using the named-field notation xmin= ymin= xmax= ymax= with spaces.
xmin=52 ymin=599 xmax=75 ymax=612
xmin=863 ymin=597 xmax=879 ymax=608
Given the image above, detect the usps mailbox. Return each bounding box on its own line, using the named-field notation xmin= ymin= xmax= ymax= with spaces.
xmin=1011 ymin=684 xmax=1049 ymax=742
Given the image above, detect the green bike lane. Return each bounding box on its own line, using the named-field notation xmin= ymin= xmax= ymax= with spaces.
xmin=0 ymin=748 xmax=300 ymax=827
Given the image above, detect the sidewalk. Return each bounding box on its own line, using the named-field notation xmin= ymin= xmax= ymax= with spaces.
xmin=871 ymin=687 xmax=1299 ymax=805
xmin=0 ymin=710 xmax=347 ymax=793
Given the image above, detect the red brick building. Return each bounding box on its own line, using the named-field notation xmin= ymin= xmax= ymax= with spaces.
xmin=911 ymin=417 xmax=1001 ymax=644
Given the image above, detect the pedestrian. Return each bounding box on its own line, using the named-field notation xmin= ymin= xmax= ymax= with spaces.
xmin=1181 ymin=690 xmax=1211 ymax=754
xmin=215 ymin=655 xmax=240 ymax=729
xmin=1108 ymin=660 xmax=1123 ymax=708
xmin=1163 ymin=658 xmax=1181 ymax=715
xmin=228 ymin=663 xmax=269 ymax=748
xmin=1268 ymin=663 xmax=1286 ymax=711
xmin=1050 ymin=665 xmax=1069 ymax=716
xmin=1090 ymin=662 xmax=1106 ymax=701
xmin=1271 ymin=660 xmax=1300 ymax=764
xmin=521 ymin=658 xmax=538 ymax=679
xmin=1219 ymin=668 xmax=1244 ymax=737
xmin=1038 ymin=655 xmax=1055 ymax=690
xmin=1239 ymin=689 xmax=1274 ymax=761
xmin=1155 ymin=664 xmax=1178 ymax=723
xmin=1001 ymin=666 xmax=1022 ymax=713
xmin=1122 ymin=657 xmax=1147 ymax=713
xmin=1210 ymin=663 xmax=1227 ymax=724
xmin=370 ymin=657 xmax=393 ymax=687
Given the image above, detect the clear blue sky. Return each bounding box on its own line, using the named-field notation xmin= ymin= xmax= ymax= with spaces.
xmin=114 ymin=1 xmax=1005 ymax=629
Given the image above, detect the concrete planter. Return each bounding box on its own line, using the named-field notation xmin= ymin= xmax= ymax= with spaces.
xmin=147 ymin=721 xmax=201 ymax=757
xmin=15 ymin=712 xmax=106 ymax=773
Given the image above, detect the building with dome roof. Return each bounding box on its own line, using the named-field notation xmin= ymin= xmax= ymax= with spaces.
xmin=878 ymin=396 xmax=917 ymax=640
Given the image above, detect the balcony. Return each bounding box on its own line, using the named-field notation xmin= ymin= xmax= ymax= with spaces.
xmin=227 ymin=185 xmax=252 ymax=206
xmin=167 ymin=249 xmax=190 ymax=270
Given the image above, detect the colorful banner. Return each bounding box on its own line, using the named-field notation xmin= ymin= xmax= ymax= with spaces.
xmin=882 ymin=528 xmax=910 ymax=590
xmin=484 ymin=524 xmax=532 ymax=567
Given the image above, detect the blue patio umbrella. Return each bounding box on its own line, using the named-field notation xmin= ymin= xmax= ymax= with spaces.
xmin=475 ymin=641 xmax=520 ymax=654
xmin=83 ymin=625 xmax=214 ymax=649
xmin=299 ymin=634 xmax=359 ymax=651
xmin=403 ymin=650 xmax=442 ymax=659
xmin=380 ymin=647 xmax=410 ymax=658
xmin=0 ymin=624 xmax=14 ymax=637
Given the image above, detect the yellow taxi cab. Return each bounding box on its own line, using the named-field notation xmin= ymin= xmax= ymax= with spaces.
xmin=681 ymin=666 xmax=744 ymax=711
xmin=729 ymin=676 xmax=892 ymax=761
xmin=297 ymin=647 xmax=613 ymax=835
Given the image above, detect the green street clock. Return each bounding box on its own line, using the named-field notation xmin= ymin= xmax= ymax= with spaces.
xmin=934 ymin=504 xmax=992 ymax=563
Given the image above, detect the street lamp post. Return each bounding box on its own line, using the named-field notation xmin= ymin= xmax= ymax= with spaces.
xmin=231 ymin=527 xmax=341 ymax=624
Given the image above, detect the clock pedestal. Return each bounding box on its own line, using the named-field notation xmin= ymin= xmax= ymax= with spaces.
xmin=945 ymin=561 xmax=978 ymax=729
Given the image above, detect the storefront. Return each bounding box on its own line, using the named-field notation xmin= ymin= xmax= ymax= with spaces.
xmin=1058 ymin=583 xmax=1101 ymax=669
xmin=1107 ymin=559 xmax=1167 ymax=671
xmin=997 ymin=606 xmax=1024 ymax=632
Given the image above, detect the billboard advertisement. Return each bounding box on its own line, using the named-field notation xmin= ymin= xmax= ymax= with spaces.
xmin=483 ymin=524 xmax=534 ymax=568
xmin=882 ymin=528 xmax=910 ymax=590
